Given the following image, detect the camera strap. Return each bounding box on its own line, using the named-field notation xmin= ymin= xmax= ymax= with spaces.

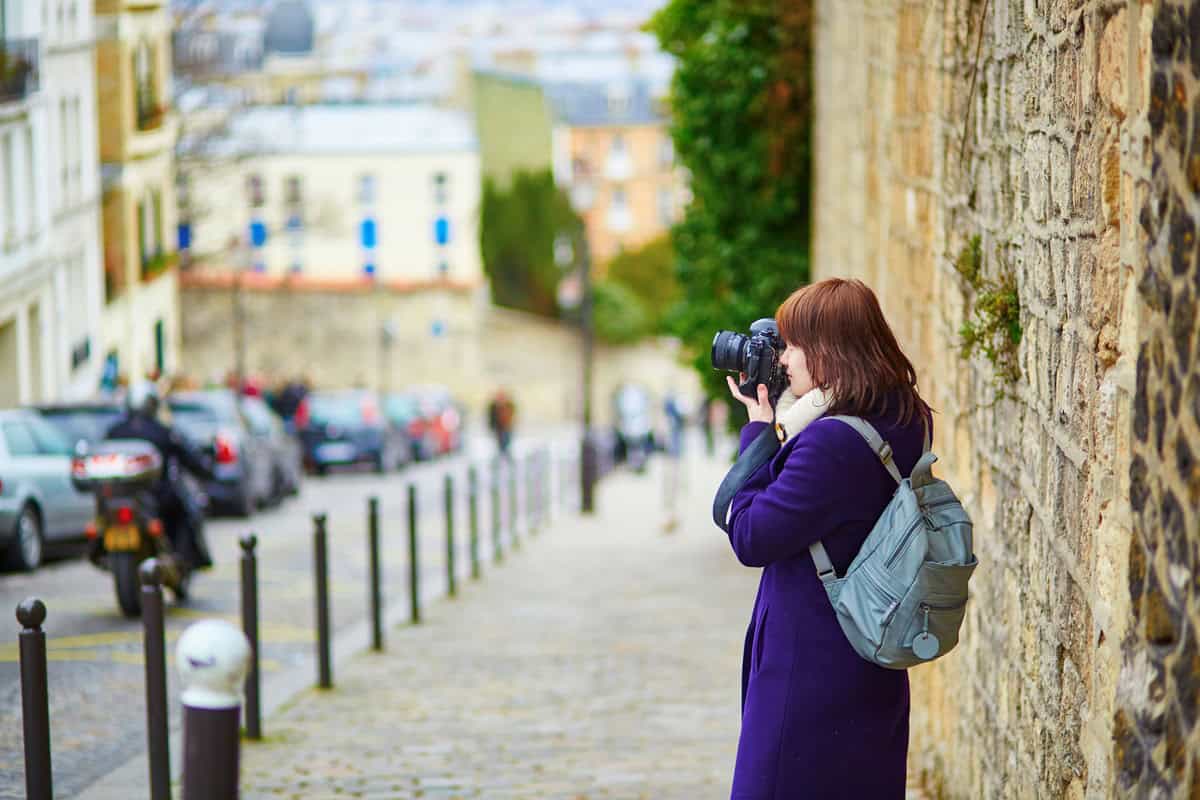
xmin=712 ymin=424 xmax=781 ymax=532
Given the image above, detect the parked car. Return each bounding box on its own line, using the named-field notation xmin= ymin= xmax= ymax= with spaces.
xmin=384 ymin=392 xmax=435 ymax=460
xmin=32 ymin=400 xmax=124 ymax=447
xmin=392 ymin=386 xmax=464 ymax=460
xmin=0 ymin=409 xmax=95 ymax=570
xmin=166 ymin=390 xmax=275 ymax=517
xmin=296 ymin=389 xmax=410 ymax=474
xmin=240 ymin=394 xmax=303 ymax=503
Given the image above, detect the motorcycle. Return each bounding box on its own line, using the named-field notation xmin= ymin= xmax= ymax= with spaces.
xmin=72 ymin=440 xmax=194 ymax=618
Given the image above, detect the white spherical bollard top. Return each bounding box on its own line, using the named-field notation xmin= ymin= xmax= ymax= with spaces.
xmin=176 ymin=619 xmax=251 ymax=710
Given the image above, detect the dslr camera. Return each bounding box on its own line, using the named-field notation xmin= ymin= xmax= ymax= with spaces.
xmin=711 ymin=319 xmax=789 ymax=405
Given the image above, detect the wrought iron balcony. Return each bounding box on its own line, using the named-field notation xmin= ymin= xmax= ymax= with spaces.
xmin=0 ymin=38 xmax=40 ymax=103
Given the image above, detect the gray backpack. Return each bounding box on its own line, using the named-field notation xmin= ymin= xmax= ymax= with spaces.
xmin=714 ymin=416 xmax=977 ymax=670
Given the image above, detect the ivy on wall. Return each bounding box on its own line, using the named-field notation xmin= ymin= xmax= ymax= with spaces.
xmin=954 ymin=235 xmax=1022 ymax=384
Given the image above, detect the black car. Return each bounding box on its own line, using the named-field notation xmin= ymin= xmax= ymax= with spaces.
xmin=296 ymin=389 xmax=410 ymax=474
xmin=241 ymin=394 xmax=303 ymax=502
xmin=167 ymin=390 xmax=274 ymax=517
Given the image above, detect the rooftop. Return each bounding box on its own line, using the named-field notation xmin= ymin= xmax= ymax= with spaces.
xmin=213 ymin=103 xmax=477 ymax=156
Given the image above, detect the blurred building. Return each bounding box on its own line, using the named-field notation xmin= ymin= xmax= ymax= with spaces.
xmin=95 ymin=0 xmax=181 ymax=382
xmin=0 ymin=0 xmax=106 ymax=405
xmin=474 ymin=71 xmax=685 ymax=272
xmin=182 ymin=103 xmax=482 ymax=286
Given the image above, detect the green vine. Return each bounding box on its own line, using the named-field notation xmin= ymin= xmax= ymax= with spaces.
xmin=955 ymin=235 xmax=1022 ymax=384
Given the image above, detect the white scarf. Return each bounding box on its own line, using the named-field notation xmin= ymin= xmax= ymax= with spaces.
xmin=773 ymin=387 xmax=833 ymax=444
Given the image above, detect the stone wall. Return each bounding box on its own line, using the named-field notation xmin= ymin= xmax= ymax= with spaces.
xmin=814 ymin=1 xmax=1199 ymax=797
xmin=176 ymin=274 xmax=700 ymax=430
xmin=1116 ymin=1 xmax=1200 ymax=795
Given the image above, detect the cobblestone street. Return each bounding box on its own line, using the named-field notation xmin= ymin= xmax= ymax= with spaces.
xmin=236 ymin=453 xmax=929 ymax=799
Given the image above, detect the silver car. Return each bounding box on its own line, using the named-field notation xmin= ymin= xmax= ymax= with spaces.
xmin=0 ymin=409 xmax=95 ymax=570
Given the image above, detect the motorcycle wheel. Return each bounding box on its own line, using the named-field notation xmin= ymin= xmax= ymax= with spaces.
xmin=112 ymin=553 xmax=142 ymax=618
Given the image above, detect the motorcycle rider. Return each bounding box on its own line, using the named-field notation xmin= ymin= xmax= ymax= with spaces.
xmin=105 ymin=381 xmax=216 ymax=569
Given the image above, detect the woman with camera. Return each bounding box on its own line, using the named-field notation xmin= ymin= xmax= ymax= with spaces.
xmin=723 ymin=278 xmax=932 ymax=799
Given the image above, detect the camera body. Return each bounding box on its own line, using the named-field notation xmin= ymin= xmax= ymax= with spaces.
xmin=711 ymin=318 xmax=789 ymax=405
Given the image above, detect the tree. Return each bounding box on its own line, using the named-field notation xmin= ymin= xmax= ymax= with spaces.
xmin=649 ymin=0 xmax=813 ymax=414
xmin=592 ymin=278 xmax=652 ymax=345
xmin=480 ymin=169 xmax=581 ymax=318
xmin=604 ymin=235 xmax=679 ymax=333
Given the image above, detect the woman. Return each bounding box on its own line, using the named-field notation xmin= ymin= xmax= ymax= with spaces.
xmin=724 ymin=278 xmax=932 ymax=799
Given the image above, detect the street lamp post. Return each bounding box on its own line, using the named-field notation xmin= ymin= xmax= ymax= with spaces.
xmin=555 ymin=228 xmax=597 ymax=514
xmin=577 ymin=231 xmax=597 ymax=513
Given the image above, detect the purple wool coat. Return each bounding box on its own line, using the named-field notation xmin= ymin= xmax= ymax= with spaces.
xmin=727 ymin=401 xmax=930 ymax=800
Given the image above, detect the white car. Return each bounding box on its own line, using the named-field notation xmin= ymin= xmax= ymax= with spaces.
xmin=0 ymin=409 xmax=95 ymax=570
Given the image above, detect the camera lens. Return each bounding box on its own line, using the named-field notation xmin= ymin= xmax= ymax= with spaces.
xmin=711 ymin=331 xmax=748 ymax=373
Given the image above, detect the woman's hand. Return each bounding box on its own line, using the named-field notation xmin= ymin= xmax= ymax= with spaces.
xmin=727 ymin=375 xmax=773 ymax=423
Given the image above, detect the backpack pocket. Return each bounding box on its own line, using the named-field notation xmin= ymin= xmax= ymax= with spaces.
xmin=876 ymin=558 xmax=977 ymax=667
xmin=827 ymin=562 xmax=905 ymax=660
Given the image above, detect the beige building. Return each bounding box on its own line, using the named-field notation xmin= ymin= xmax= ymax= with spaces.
xmin=546 ymin=80 xmax=684 ymax=271
xmin=95 ymin=0 xmax=180 ymax=381
xmin=0 ymin=0 xmax=106 ymax=406
xmin=182 ymin=104 xmax=482 ymax=287
xmin=813 ymin=1 xmax=1199 ymax=797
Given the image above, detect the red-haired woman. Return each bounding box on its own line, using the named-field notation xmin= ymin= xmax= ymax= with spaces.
xmin=724 ymin=278 xmax=933 ymax=799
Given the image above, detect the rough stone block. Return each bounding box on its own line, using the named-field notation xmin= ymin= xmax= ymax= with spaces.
xmin=1026 ymin=133 xmax=1051 ymax=222
xmin=1050 ymin=137 xmax=1073 ymax=219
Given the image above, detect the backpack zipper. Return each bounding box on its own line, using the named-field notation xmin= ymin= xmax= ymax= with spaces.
xmin=885 ymin=497 xmax=961 ymax=569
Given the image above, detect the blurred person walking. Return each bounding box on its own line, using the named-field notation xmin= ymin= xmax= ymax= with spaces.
xmin=661 ymin=391 xmax=688 ymax=533
xmin=487 ymin=388 xmax=516 ymax=460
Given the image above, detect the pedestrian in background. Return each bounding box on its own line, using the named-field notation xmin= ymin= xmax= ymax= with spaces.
xmin=723 ymin=278 xmax=933 ymax=799
xmin=661 ymin=390 xmax=688 ymax=533
xmin=487 ymin=388 xmax=516 ymax=460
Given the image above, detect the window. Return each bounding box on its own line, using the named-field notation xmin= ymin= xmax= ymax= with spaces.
xmin=610 ymin=134 xmax=627 ymax=158
xmin=3 ymin=422 xmax=38 ymax=457
xmin=432 ymin=171 xmax=448 ymax=205
xmin=59 ymin=97 xmax=69 ymax=202
xmin=658 ymin=187 xmax=674 ymax=226
xmin=23 ymin=127 xmax=34 ymax=234
xmin=133 ymin=41 xmax=160 ymax=131
xmin=611 ymin=186 xmax=628 ymax=212
xmin=284 ymin=175 xmax=303 ymax=206
xmin=28 ymin=417 xmax=72 ymax=456
xmin=358 ymin=174 xmax=376 ymax=206
xmin=658 ymin=136 xmax=674 ymax=169
xmin=2 ymin=132 xmax=14 ymax=243
xmin=151 ymin=189 xmax=164 ymax=255
xmin=606 ymin=84 xmax=630 ymax=116
xmin=607 ymin=185 xmax=632 ymax=233
xmin=246 ymin=174 xmax=265 ymax=208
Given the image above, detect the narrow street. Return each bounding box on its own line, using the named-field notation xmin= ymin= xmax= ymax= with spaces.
xmin=0 ymin=432 xmax=563 ymax=799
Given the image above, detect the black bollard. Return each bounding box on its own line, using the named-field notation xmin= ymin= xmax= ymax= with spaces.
xmin=178 ymin=620 xmax=250 ymax=800
xmin=444 ymin=473 xmax=457 ymax=598
xmin=468 ymin=465 xmax=481 ymax=580
xmin=367 ymin=497 xmax=383 ymax=652
xmin=141 ymin=560 xmax=172 ymax=800
xmin=312 ymin=514 xmax=332 ymax=689
xmin=408 ymin=484 xmax=421 ymax=624
xmin=239 ymin=535 xmax=261 ymax=740
xmin=16 ymin=598 xmax=52 ymax=800
xmin=490 ymin=458 xmax=503 ymax=564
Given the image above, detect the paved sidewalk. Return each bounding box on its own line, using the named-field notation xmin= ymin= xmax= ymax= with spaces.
xmin=237 ymin=453 xmax=929 ymax=799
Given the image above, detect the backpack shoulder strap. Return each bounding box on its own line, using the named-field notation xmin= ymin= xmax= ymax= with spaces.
xmin=712 ymin=424 xmax=781 ymax=532
xmin=825 ymin=415 xmax=903 ymax=483
xmin=808 ymin=415 xmax=902 ymax=584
